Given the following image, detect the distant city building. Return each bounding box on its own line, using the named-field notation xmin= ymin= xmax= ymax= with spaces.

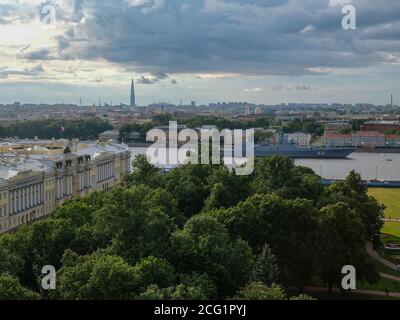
xmin=99 ymin=130 xmax=120 ymax=142
xmin=254 ymin=106 xmax=264 ymax=115
xmin=0 ymin=140 xmax=131 ymax=234
xmin=130 ymin=79 xmax=136 ymax=108
xmin=323 ymin=122 xmax=352 ymax=133
xmin=126 ymin=132 xmax=141 ymax=140
xmin=352 ymin=131 xmax=385 ymax=148
xmin=322 ymin=134 xmax=353 ymax=147
xmin=361 ymin=121 xmax=400 ymax=133
xmin=385 ymin=135 xmax=400 ymax=148
xmin=322 ymin=131 xmax=399 ymax=148
xmin=284 ymin=133 xmax=312 ymax=146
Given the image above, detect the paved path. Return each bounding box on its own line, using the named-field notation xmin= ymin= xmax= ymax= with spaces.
xmin=366 ymin=242 xmax=400 ymax=271
xmin=305 ymin=287 xmax=400 ymax=299
xmin=382 ymin=218 xmax=400 ymax=222
xmin=380 ymin=272 xmax=400 ymax=282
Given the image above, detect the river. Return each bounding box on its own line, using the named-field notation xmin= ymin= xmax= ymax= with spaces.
xmin=129 ymin=147 xmax=400 ymax=181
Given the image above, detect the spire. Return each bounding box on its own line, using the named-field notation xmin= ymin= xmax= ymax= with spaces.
xmin=130 ymin=78 xmax=136 ymax=108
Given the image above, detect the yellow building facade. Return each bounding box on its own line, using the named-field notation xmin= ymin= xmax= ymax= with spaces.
xmin=0 ymin=142 xmax=131 ymax=234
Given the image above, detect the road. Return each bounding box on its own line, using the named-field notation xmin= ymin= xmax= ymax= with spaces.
xmin=305 ymin=287 xmax=400 ymax=299
xmin=366 ymin=242 xmax=400 ymax=271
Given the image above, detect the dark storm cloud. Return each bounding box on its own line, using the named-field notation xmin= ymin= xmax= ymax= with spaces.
xmin=16 ymin=0 xmax=400 ymax=75
xmin=137 ymin=76 xmax=157 ymax=84
xmin=18 ymin=49 xmax=54 ymax=60
xmin=0 ymin=64 xmax=45 ymax=78
xmin=136 ymin=72 xmax=177 ymax=84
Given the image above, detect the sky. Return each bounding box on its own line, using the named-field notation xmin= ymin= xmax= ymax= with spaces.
xmin=0 ymin=0 xmax=399 ymax=106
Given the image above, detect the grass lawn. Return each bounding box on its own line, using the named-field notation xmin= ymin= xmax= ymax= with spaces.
xmin=358 ymin=278 xmax=400 ymax=294
xmin=372 ymin=258 xmax=400 ymax=277
xmin=368 ymin=188 xmax=400 ymax=219
xmin=382 ymin=222 xmax=400 ymax=238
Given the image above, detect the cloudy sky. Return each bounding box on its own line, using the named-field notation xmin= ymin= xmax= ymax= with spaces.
xmin=0 ymin=0 xmax=399 ymax=105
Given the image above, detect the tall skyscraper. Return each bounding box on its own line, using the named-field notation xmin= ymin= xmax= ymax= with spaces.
xmin=130 ymin=79 xmax=136 ymax=108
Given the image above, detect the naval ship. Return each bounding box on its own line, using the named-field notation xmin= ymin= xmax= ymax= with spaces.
xmin=253 ymin=135 xmax=354 ymax=159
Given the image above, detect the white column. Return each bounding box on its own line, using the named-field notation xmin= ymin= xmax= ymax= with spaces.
xmin=14 ymin=191 xmax=17 ymax=213
xmin=39 ymin=183 xmax=42 ymax=203
xmin=10 ymin=192 xmax=13 ymax=214
xmin=35 ymin=184 xmax=39 ymax=204
xmin=28 ymin=186 xmax=31 ymax=208
xmin=24 ymin=187 xmax=27 ymax=210
xmin=11 ymin=191 xmax=14 ymax=214
xmin=14 ymin=190 xmax=17 ymax=213
xmin=10 ymin=192 xmax=12 ymax=215
xmin=35 ymin=184 xmax=38 ymax=204
xmin=24 ymin=188 xmax=27 ymax=209
xmin=18 ymin=189 xmax=21 ymax=212
xmin=32 ymin=185 xmax=35 ymax=206
xmin=21 ymin=189 xmax=24 ymax=211
xmin=32 ymin=183 xmax=37 ymax=207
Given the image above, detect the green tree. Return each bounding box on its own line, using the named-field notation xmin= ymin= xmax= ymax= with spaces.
xmin=252 ymin=157 xmax=322 ymax=201
xmin=208 ymin=194 xmax=319 ymax=289
xmin=204 ymin=166 xmax=251 ymax=211
xmin=139 ymin=285 xmax=166 ymax=300
xmin=133 ymin=256 xmax=175 ymax=290
xmin=0 ymin=118 xmax=112 ymax=140
xmin=252 ymin=244 xmax=279 ymax=286
xmin=93 ymin=186 xmax=176 ymax=264
xmin=320 ymin=171 xmax=384 ymax=248
xmin=234 ymin=282 xmax=287 ymax=300
xmin=317 ymin=202 xmax=379 ymax=292
xmin=124 ymin=154 xmax=163 ymax=188
xmin=170 ymin=215 xmax=254 ymax=298
xmin=0 ymin=275 xmax=40 ymax=300
xmin=53 ymin=251 xmax=138 ymax=300
xmin=165 ymin=165 xmax=214 ymax=217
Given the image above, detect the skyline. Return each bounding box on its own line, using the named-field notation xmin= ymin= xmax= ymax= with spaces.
xmin=130 ymin=78 xmax=136 ymax=107
xmin=0 ymin=0 xmax=399 ymax=105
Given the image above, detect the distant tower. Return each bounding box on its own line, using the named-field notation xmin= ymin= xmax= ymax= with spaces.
xmin=130 ymin=79 xmax=136 ymax=108
xmin=391 ymin=94 xmax=393 ymax=113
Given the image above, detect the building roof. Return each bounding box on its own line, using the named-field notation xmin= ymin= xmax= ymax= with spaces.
xmin=0 ymin=141 xmax=130 ymax=182
xmin=353 ymin=131 xmax=384 ymax=136
xmin=324 ymin=134 xmax=352 ymax=138
xmin=363 ymin=121 xmax=400 ymax=125
xmin=99 ymin=130 xmax=120 ymax=135
xmin=0 ymin=155 xmax=53 ymax=181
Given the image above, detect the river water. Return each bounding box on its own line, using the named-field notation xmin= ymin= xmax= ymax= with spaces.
xmin=129 ymin=147 xmax=400 ymax=181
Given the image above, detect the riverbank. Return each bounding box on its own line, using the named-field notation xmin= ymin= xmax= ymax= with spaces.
xmin=355 ymin=148 xmax=400 ymax=153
